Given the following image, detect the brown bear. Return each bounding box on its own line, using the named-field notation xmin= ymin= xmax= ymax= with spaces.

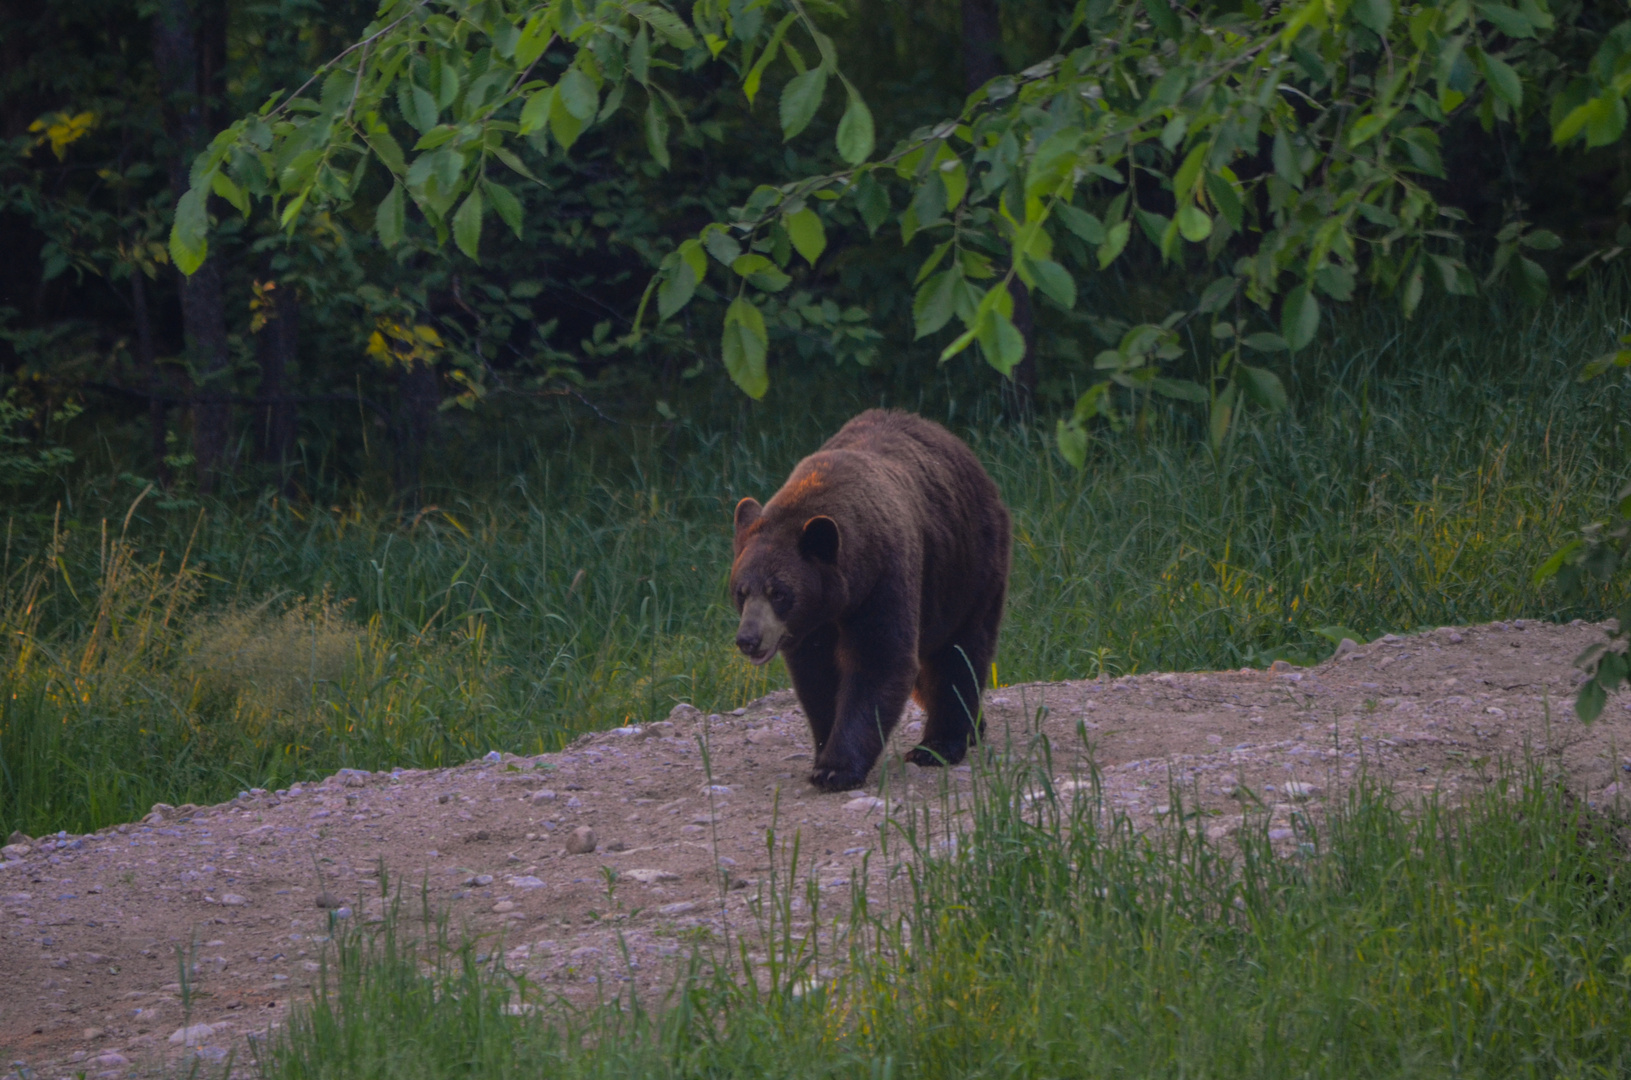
xmin=729 ymin=409 xmax=1011 ymax=791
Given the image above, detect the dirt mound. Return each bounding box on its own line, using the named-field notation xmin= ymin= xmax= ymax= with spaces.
xmin=3 ymin=618 xmax=1626 ymax=1078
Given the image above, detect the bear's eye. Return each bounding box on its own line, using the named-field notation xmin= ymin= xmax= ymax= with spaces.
xmin=766 ymin=585 xmax=786 ymax=604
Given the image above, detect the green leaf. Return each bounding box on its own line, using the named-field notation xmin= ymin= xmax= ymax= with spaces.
xmin=657 ymin=259 xmax=698 ymax=320
xmin=483 ymin=178 xmax=522 ymax=238
xmin=913 ymin=269 xmax=960 ymax=339
xmin=836 ymin=81 xmax=875 ymax=165
xmin=1198 ymin=277 xmax=1238 ymax=314
xmin=1272 ymin=129 xmax=1304 ymax=188
xmin=977 ymin=308 xmax=1026 ymax=376
xmin=780 ymin=68 xmax=828 ymax=141
xmin=169 ymin=186 xmax=209 ymax=276
xmin=402 ymin=82 xmax=439 ymax=134
xmin=641 ymin=8 xmax=696 ymax=49
xmin=1097 ymin=220 xmax=1131 ymax=269
xmin=787 ymin=208 xmax=826 ymax=266
xmin=519 ymin=88 xmax=553 ymax=136
xmin=722 ymin=297 xmax=769 ymax=399
xmin=1056 ymin=418 xmax=1088 ymax=471
xmin=1353 ymin=0 xmax=1392 ymax=32
xmin=1150 ymin=377 xmax=1208 ymax=402
xmin=376 ymin=182 xmax=406 ymax=248
xmin=453 ymin=186 xmax=483 ymax=261
xmin=1314 ymin=263 xmax=1356 ymax=301
xmin=363 ymin=126 xmax=407 ymax=177
xmin=1027 ymin=258 xmax=1077 ymax=310
xmin=549 ymin=84 xmax=587 ymax=151
xmin=1056 ymin=203 xmax=1105 ymax=244
xmin=854 ymin=173 xmax=889 ymax=236
xmin=1577 ymin=676 xmax=1607 ymax=723
xmin=515 ymin=11 xmax=554 ymax=68
xmin=1176 ymin=204 xmax=1212 ymax=242
xmin=1520 ymin=229 xmax=1561 ymax=250
xmin=1479 ymin=52 xmax=1523 ymax=107
xmin=645 ymin=99 xmax=671 ymax=170
xmin=1143 ymin=0 xmax=1181 ymax=38
xmin=1205 ymin=173 xmax=1243 ymax=231
xmin=210 ymin=171 xmax=249 ymax=217
xmin=1477 ymin=3 xmax=1534 ymax=37
xmin=1239 ymin=365 xmax=1288 ymax=411
xmin=1281 ymin=285 xmax=1320 ymax=351
xmin=1401 ymin=264 xmax=1425 ymax=318
xmin=558 ymin=66 xmax=599 ymax=120
xmin=1242 ymin=331 xmax=1289 ymax=352
xmin=704 ymin=229 xmax=742 ymax=267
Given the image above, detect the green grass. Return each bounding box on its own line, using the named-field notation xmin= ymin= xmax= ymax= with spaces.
xmin=260 ymin=756 xmax=1631 ymax=1080
xmin=2 ymin=284 xmax=1627 ymax=836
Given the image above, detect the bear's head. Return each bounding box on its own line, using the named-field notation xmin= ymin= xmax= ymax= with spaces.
xmin=729 ymin=497 xmax=843 ymax=666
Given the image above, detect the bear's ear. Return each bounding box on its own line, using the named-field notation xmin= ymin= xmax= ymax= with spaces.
xmin=799 ymin=516 xmax=840 ymax=564
xmin=733 ymin=498 xmax=763 ymax=552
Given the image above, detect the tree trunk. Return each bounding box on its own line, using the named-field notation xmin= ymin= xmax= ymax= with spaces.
xmin=153 ymin=0 xmax=232 ymax=495
xmin=130 ymin=270 xmax=171 ymax=486
xmin=254 ymin=283 xmax=300 ymax=486
xmin=961 ymin=0 xmax=1037 ymax=416
xmin=393 ymin=360 xmax=439 ymax=505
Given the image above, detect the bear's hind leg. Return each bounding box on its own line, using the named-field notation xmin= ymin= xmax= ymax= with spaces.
xmin=906 ymin=632 xmax=993 ymax=768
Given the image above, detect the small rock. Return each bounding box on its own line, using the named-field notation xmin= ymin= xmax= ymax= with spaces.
xmin=1270 ymin=659 xmax=1294 ymax=673
xmin=507 ymin=876 xmax=545 ymax=889
xmin=1282 ymin=781 xmax=1319 ymax=801
xmin=462 ymin=874 xmax=494 ymax=887
xmin=624 ymin=868 xmax=679 ymax=884
xmin=169 ymin=1023 xmax=216 ymax=1046
xmin=529 ymin=788 xmax=557 ymax=803
xmin=220 ymin=893 xmax=246 ymax=907
xmin=1333 ymin=638 xmax=1359 ymax=659
xmin=658 ymin=901 xmax=697 ymax=916
xmin=5 ymin=830 xmax=28 ymax=846
xmin=565 ymin=826 xmax=597 ymax=854
xmin=730 ymin=708 xmax=746 ymax=716
xmin=569 ymin=946 xmax=601 ymax=961
xmin=485 ymin=750 xmax=503 ymax=762
xmin=699 ymin=784 xmax=733 ymax=796
xmin=1601 ymin=782 xmax=1622 ymax=800
xmin=844 ymin=796 xmax=886 ymax=813
xmin=1267 ymin=828 xmax=1295 ymax=842
xmin=492 ymin=900 xmax=517 ymax=914
xmin=81 ymin=1027 xmax=104 ymax=1040
xmin=466 ymin=829 xmax=491 ymax=842
xmin=94 ymin=1053 xmax=127 ymax=1068
xmin=605 ymin=840 xmax=629 ymax=852
xmin=0 ymin=843 xmax=28 ymax=860
xmin=314 ymin=892 xmax=343 ymax=909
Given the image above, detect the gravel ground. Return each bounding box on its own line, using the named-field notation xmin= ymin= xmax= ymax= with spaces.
xmin=3 ymin=617 xmax=1628 ymax=1078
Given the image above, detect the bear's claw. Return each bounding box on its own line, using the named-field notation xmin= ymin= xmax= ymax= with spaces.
xmin=904 ymin=744 xmax=967 ymax=768
xmin=808 ymin=766 xmax=867 ymax=792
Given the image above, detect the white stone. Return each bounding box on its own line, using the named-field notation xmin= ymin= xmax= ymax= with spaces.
xmin=844 ymin=796 xmax=886 ymax=813
xmin=168 ymin=1023 xmax=218 ymax=1046
xmin=1283 ymin=781 xmax=1319 ymax=800
xmin=658 ymin=901 xmax=697 ymax=916
xmin=220 ymin=893 xmax=246 ymax=906
xmin=624 ymin=868 xmax=679 ymax=884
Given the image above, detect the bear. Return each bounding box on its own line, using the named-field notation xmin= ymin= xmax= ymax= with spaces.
xmin=729 ymin=409 xmax=1012 ymax=792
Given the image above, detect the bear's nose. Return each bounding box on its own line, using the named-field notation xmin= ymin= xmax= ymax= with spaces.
xmin=735 ymin=631 xmax=760 ymax=655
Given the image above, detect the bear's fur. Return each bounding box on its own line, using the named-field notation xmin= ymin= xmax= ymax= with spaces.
xmin=730 ymin=410 xmax=1011 ymax=791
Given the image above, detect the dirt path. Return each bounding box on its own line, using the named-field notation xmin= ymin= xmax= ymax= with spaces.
xmin=4 ymin=618 xmax=1629 ymax=1078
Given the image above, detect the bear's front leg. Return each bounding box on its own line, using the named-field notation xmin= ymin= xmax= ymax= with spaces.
xmin=810 ymin=629 xmax=916 ymax=792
